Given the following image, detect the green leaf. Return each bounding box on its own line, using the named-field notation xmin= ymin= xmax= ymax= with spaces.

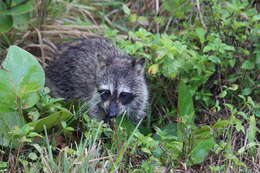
xmin=242 ymin=88 xmax=252 ymax=96
xmin=2 ymin=46 xmax=45 ymax=99
xmin=164 ymin=141 xmax=183 ymax=160
xmin=0 ymin=111 xmax=25 ymax=147
xmin=23 ymin=92 xmax=40 ymax=109
xmin=248 ymin=115 xmax=256 ymax=143
xmin=189 ymin=126 xmax=215 ymax=165
xmin=0 ymin=0 xmax=35 ymax=15
xmin=28 ymin=152 xmax=38 ymax=161
xmin=195 ymin=28 xmax=206 ymax=44
xmin=162 ymin=57 xmax=181 ymax=78
xmin=0 ymin=3 xmax=13 ymax=33
xmin=0 ymin=70 xmax=17 ymax=111
xmin=0 ymin=46 xmax=45 ymax=147
xmin=122 ymin=4 xmax=130 ymax=16
xmin=241 ymin=60 xmax=255 ymax=70
xmin=208 ymin=55 xmax=221 ymax=64
xmin=232 ymin=116 xmax=245 ymax=133
xmin=0 ymin=46 xmax=44 ymax=110
xmin=219 ymin=90 xmax=227 ymax=98
xmin=213 ymin=120 xmax=230 ymax=129
xmin=0 ymin=15 xmax=13 ymax=33
xmin=177 ymin=81 xmax=195 ymax=126
xmin=0 ymin=161 xmax=8 ymax=169
xmin=27 ymin=110 xmax=72 ymax=132
xmin=252 ymin=14 xmax=260 ymax=22
xmin=161 ymin=123 xmax=178 ymax=137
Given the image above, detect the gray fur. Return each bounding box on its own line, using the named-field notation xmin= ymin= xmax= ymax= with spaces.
xmin=45 ymin=38 xmax=149 ymax=122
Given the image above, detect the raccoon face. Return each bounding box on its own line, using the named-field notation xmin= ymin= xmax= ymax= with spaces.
xmin=97 ymin=89 xmax=136 ymax=117
xmin=96 ymin=58 xmax=145 ymax=118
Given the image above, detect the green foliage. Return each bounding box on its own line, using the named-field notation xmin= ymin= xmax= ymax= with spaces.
xmin=163 ymin=0 xmax=193 ymax=19
xmin=0 ymin=0 xmax=35 ymax=32
xmin=134 ymin=82 xmax=215 ymax=167
xmin=0 ymin=46 xmax=44 ymax=147
xmin=0 ymin=46 xmax=72 ymax=147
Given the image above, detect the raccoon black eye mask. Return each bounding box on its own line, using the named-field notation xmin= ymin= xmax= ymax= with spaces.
xmin=98 ymin=90 xmax=135 ymax=105
xmin=98 ymin=89 xmax=111 ymax=101
xmin=98 ymin=89 xmax=136 ymax=118
xmin=119 ymin=92 xmax=135 ymax=105
xmin=45 ymin=38 xmax=149 ymax=123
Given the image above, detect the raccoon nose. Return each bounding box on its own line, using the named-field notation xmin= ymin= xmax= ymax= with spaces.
xmin=108 ymin=102 xmax=119 ymax=118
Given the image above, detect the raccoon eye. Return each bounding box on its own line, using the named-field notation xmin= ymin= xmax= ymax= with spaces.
xmin=98 ymin=89 xmax=111 ymax=100
xmin=119 ymin=92 xmax=135 ymax=105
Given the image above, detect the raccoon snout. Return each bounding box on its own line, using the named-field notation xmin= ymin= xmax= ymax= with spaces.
xmin=108 ymin=102 xmax=119 ymax=118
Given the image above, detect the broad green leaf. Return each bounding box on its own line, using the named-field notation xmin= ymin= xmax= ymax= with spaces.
xmin=177 ymin=81 xmax=195 ymax=126
xmin=27 ymin=110 xmax=72 ymax=132
xmin=208 ymin=55 xmax=221 ymax=64
xmin=162 ymin=57 xmax=181 ymax=78
xmin=203 ymin=44 xmax=214 ymax=52
xmin=0 ymin=161 xmax=8 ymax=169
xmin=165 ymin=141 xmax=183 ymax=160
xmin=195 ymin=28 xmax=206 ymax=44
xmin=2 ymin=46 xmax=45 ymax=99
xmin=161 ymin=123 xmax=178 ymax=137
xmin=122 ymin=4 xmax=130 ymax=16
xmin=241 ymin=60 xmax=255 ymax=70
xmin=0 ymin=111 xmax=25 ymax=147
xmin=254 ymin=105 xmax=260 ymax=118
xmin=219 ymin=90 xmax=227 ymax=98
xmin=28 ymin=152 xmax=38 ymax=161
xmin=0 ymin=3 xmax=13 ymax=33
xmin=229 ymin=59 xmax=236 ymax=67
xmin=0 ymin=15 xmax=13 ymax=33
xmin=242 ymin=88 xmax=252 ymax=96
xmin=213 ymin=120 xmax=230 ymax=129
xmin=248 ymin=115 xmax=256 ymax=143
xmin=189 ymin=126 xmax=215 ymax=165
xmin=0 ymin=0 xmax=35 ymax=15
xmin=252 ymin=14 xmax=260 ymax=22
xmin=0 ymin=70 xmax=17 ymax=110
xmin=155 ymin=124 xmax=178 ymax=141
xmin=0 ymin=46 xmax=45 ymax=147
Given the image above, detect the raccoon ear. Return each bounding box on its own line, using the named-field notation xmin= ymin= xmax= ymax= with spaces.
xmin=133 ymin=58 xmax=145 ymax=75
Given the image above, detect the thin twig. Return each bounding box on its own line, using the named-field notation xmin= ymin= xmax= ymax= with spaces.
xmin=196 ymin=0 xmax=207 ymax=30
xmin=34 ymin=27 xmax=45 ymax=66
xmin=42 ymin=25 xmax=103 ymax=30
xmin=164 ymin=17 xmax=173 ymax=33
xmin=155 ymin=0 xmax=160 ymax=33
xmin=37 ymin=30 xmax=98 ymax=38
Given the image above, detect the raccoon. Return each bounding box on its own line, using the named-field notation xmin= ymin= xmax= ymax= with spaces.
xmin=45 ymin=38 xmax=149 ymax=123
